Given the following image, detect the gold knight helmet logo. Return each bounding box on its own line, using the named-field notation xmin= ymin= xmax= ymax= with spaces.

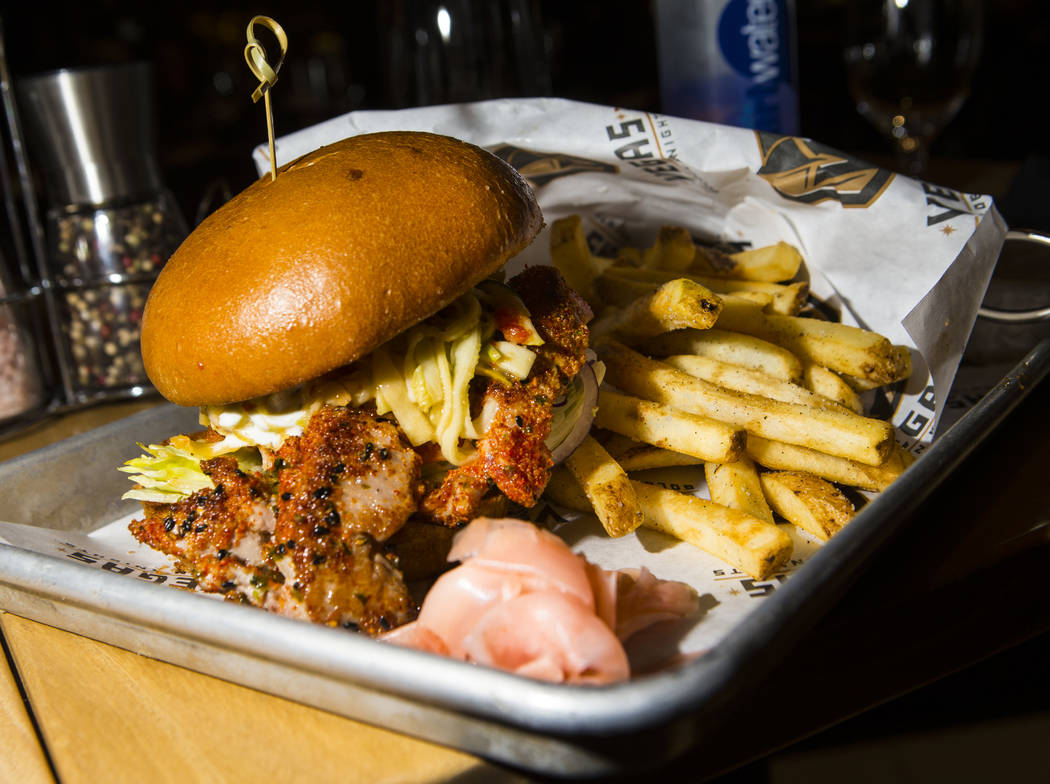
xmin=489 ymin=144 xmax=619 ymax=187
xmin=755 ymin=132 xmax=894 ymax=207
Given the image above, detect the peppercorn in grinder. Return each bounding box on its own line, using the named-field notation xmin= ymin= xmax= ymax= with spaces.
xmin=17 ymin=62 xmax=187 ymax=401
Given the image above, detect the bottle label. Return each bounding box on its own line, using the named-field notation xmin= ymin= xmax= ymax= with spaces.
xmin=657 ymin=0 xmax=799 ymax=135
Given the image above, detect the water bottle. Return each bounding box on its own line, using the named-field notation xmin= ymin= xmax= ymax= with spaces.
xmin=655 ymin=0 xmax=799 ymax=135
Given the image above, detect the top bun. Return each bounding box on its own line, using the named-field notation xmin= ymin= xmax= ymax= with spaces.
xmin=141 ymin=131 xmax=543 ymax=406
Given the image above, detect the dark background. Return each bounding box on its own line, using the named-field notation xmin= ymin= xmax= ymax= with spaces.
xmin=2 ymin=0 xmax=1047 ymax=228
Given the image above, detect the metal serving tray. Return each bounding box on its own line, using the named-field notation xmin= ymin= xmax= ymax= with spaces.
xmin=1 ymin=335 xmax=1048 ymax=778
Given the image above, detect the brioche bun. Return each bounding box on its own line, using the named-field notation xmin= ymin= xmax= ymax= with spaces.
xmin=141 ymin=131 xmax=543 ymax=407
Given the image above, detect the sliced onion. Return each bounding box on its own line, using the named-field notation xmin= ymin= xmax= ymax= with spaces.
xmin=549 ymin=361 xmax=599 ymax=464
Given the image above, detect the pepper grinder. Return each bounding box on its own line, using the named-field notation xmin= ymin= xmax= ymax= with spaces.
xmin=16 ymin=61 xmax=187 ymax=401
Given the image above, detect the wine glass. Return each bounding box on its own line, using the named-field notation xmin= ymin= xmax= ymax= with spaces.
xmin=844 ymin=0 xmax=984 ymax=177
xmin=381 ymin=0 xmax=551 ymax=108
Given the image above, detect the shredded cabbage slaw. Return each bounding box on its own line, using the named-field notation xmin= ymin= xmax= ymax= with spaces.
xmin=120 ymin=282 xmax=589 ymax=502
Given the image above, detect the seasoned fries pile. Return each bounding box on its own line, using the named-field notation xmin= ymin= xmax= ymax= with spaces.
xmin=544 ymin=215 xmax=915 ymax=580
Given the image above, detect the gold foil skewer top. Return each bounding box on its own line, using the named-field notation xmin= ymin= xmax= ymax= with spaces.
xmin=244 ymin=15 xmax=288 ymax=181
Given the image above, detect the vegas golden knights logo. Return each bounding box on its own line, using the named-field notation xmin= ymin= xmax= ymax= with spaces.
xmin=755 ymin=132 xmax=894 ymax=207
xmin=489 ymin=144 xmax=619 ymax=187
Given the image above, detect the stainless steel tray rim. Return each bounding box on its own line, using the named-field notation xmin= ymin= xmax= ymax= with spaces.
xmin=0 ymin=539 xmax=740 ymax=735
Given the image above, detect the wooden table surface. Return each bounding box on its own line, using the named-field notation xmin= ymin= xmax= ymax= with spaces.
xmin=2 ymin=158 xmax=1046 ymax=783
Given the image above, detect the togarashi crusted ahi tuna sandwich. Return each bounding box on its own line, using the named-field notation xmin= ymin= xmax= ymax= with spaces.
xmin=119 ymin=131 xmax=597 ymax=636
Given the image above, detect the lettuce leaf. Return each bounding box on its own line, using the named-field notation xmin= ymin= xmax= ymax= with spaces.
xmin=119 ymin=436 xmax=262 ymax=504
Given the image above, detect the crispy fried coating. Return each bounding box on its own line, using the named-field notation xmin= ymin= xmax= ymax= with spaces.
xmin=420 ymin=267 xmax=591 ymax=525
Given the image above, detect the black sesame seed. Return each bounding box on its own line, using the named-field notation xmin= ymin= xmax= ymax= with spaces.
xmin=216 ymin=549 xmax=229 ymax=559
xmin=194 ymin=523 xmax=207 ymax=533
xmin=515 ymin=415 xmax=524 ymax=427
xmin=280 ymin=492 xmax=292 ymax=501
xmin=378 ymin=616 xmax=391 ymax=630
xmin=312 ymin=554 xmax=326 ymax=565
xmin=362 ymin=442 xmax=374 ymax=460
xmin=273 ymin=543 xmax=286 ymax=556
xmin=286 ymin=540 xmax=296 ymax=549
xmin=179 ymin=521 xmax=191 ymax=535
xmin=332 ymin=462 xmax=345 ymax=474
xmin=313 ymin=486 xmax=332 ymax=499
xmin=324 ymin=510 xmax=341 ymax=526
xmin=342 ymin=620 xmax=359 ymax=630
xmin=213 ymin=484 xmax=225 ymax=496
xmin=378 ymin=447 xmax=390 ymax=460
xmin=163 ymin=516 xmax=175 ymax=532
xmin=185 ymin=510 xmax=197 ymax=523
xmin=273 ymin=458 xmax=287 ymax=471
xmin=221 ymin=581 xmax=236 ymax=591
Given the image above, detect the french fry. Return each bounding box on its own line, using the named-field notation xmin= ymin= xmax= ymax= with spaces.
xmin=601 ymin=266 xmax=809 ymax=315
xmin=546 ymin=216 xmax=916 ymax=575
xmin=840 ymin=374 xmax=884 ymax=392
xmin=720 ymin=291 xmax=776 ymax=309
xmin=565 ymin=435 xmax=644 ymax=537
xmin=597 ymin=432 xmax=704 ymax=471
xmin=545 ymin=465 xmax=593 ymax=512
xmin=718 ymin=292 xmax=778 ymax=320
xmin=642 ymin=225 xmax=697 ymax=271
xmin=608 ymin=443 xmax=704 ymax=472
xmin=746 ymin=435 xmax=913 ymax=492
xmin=801 ymin=363 xmax=863 ymax=413
xmin=550 ymin=215 xmax=606 ymax=306
xmin=613 ymin=246 xmax=643 ymax=268
xmin=707 ymin=279 xmax=806 ymax=315
xmin=598 ymin=341 xmax=895 ymax=466
xmin=693 ymin=241 xmax=803 ymax=282
xmin=840 ymin=347 xmax=912 ymax=391
xmin=664 ymin=354 xmax=852 ymax=412
xmin=594 ymin=388 xmax=745 ymax=464
xmin=545 ymin=469 xmax=792 ymax=579
xmin=594 ymin=273 xmax=668 ymax=307
xmin=705 ymin=455 xmax=774 ymax=524
xmin=593 ymin=431 xmax=643 ymax=456
xmin=713 ymin=298 xmax=912 ymax=385
xmin=592 ymin=278 xmax=724 ymax=342
xmin=595 ymin=274 xmax=772 ymax=312
xmin=646 ymin=328 xmax=803 ymax=382
xmin=759 ymin=471 xmax=855 ymax=541
xmin=631 ymin=480 xmax=793 ymax=579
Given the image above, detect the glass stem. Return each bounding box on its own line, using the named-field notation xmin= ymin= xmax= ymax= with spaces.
xmin=891 ymin=130 xmax=931 ymax=177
